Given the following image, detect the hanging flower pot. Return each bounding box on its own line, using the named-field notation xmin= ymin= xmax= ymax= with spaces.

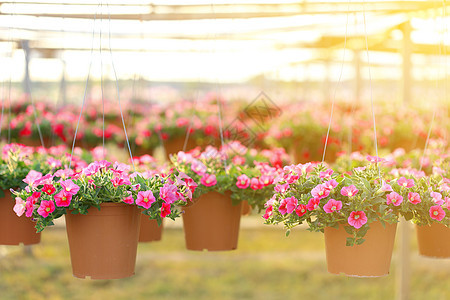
xmin=0 ymin=190 xmax=41 ymax=245
xmin=65 ymin=203 xmax=141 ymax=279
xmin=416 ymin=223 xmax=450 ymax=258
xmin=164 ymin=137 xmax=196 ymax=161
xmin=139 ymin=217 xmax=163 ymax=243
xmin=182 ymin=191 xmax=242 ymax=251
xmin=241 ymin=200 xmax=252 ymax=216
xmin=324 ymin=221 xmax=397 ymax=277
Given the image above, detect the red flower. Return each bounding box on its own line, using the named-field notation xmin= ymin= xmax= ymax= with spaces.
xmin=19 ymin=121 xmax=32 ymax=137
xmin=295 ymin=204 xmax=307 ymax=217
xmin=161 ymin=202 xmax=171 ymax=218
xmin=43 ymin=184 xmax=56 ymax=195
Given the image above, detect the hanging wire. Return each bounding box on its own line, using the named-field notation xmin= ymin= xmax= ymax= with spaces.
xmin=100 ymin=2 xmax=106 ymax=159
xmin=69 ymin=5 xmax=100 ymax=169
xmin=21 ymin=40 xmax=46 ymax=148
xmin=322 ymin=0 xmax=351 ymax=163
xmin=362 ymin=0 xmax=382 ymax=182
xmin=419 ymin=3 xmax=445 ymax=172
xmin=106 ymin=2 xmax=135 ymax=171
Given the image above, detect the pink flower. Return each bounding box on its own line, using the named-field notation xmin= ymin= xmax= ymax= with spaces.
xmin=25 ymin=196 xmax=37 ymax=218
xmin=122 ymin=192 xmax=134 ymax=204
xmin=397 ymin=177 xmax=415 ymax=188
xmin=429 ymin=205 xmax=445 ymax=221
xmin=319 ymin=169 xmax=333 ymax=179
xmin=274 ymin=183 xmax=290 ymax=193
xmin=348 ymin=211 xmax=368 ymax=229
xmin=380 ymin=181 xmax=393 ymax=192
xmin=260 ymin=175 xmax=273 ymax=186
xmin=367 ymin=155 xmax=384 ymax=163
xmin=191 ymin=160 xmax=207 ymax=176
xmin=323 ymin=199 xmax=343 ymax=213
xmin=278 ymin=197 xmax=298 ymax=215
xmin=13 ymin=197 xmax=26 ymax=217
xmin=60 ymin=180 xmax=80 ymax=195
xmin=200 ymin=174 xmax=217 ymax=187
xmin=47 ymin=157 xmax=62 ymax=169
xmin=250 ymin=177 xmax=263 ymax=190
xmin=83 ymin=162 xmax=101 ymax=176
xmin=232 ymin=156 xmax=246 ymax=165
xmin=43 ymin=184 xmax=56 ymax=195
xmin=160 ymin=183 xmax=178 ymax=204
xmin=37 ymin=200 xmax=55 ymax=218
xmin=295 ymin=204 xmax=307 ymax=217
xmin=445 ymin=197 xmax=450 ymax=210
xmin=54 ymin=190 xmax=72 ymax=207
xmin=408 ymin=192 xmax=421 ymax=205
xmin=306 ymin=198 xmax=320 ymax=211
xmin=136 ymin=190 xmax=156 ymax=209
xmin=340 ymin=185 xmax=359 ymax=197
xmin=263 ymin=205 xmax=273 ymax=219
xmin=111 ymin=175 xmax=132 ymax=187
xmin=23 ymin=170 xmax=43 ymax=188
xmin=386 ymin=192 xmax=403 ymax=206
xmin=161 ymin=202 xmax=172 ymax=218
xmin=236 ymin=174 xmax=250 ymax=189
xmin=323 ymin=179 xmax=338 ymax=191
xmin=430 ymin=192 xmax=444 ymax=205
xmin=311 ymin=184 xmax=330 ymax=199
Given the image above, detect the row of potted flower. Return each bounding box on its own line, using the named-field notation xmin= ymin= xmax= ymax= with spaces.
xmin=2 ymin=142 xmax=449 ymax=279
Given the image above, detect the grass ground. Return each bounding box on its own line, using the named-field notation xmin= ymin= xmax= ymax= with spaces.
xmin=0 ymin=217 xmax=449 ymax=300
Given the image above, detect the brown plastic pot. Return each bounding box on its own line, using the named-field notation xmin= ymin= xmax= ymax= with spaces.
xmin=241 ymin=200 xmax=252 ymax=216
xmin=65 ymin=203 xmax=141 ymax=279
xmin=416 ymin=223 xmax=450 ymax=258
xmin=182 ymin=191 xmax=242 ymax=251
xmin=139 ymin=217 xmax=163 ymax=242
xmin=0 ymin=190 xmax=41 ymax=245
xmin=324 ymin=221 xmax=397 ymax=277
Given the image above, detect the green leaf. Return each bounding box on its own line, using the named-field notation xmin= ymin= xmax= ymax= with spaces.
xmin=346 ymin=237 xmax=355 ymax=247
xmin=356 ymin=238 xmax=365 ymax=245
xmin=344 ymin=226 xmax=354 ymax=235
xmin=285 ymin=230 xmax=291 ymax=237
xmin=0 ymin=189 xmax=5 ymax=198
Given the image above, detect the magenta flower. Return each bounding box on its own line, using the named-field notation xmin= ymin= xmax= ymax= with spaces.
xmin=37 ymin=200 xmax=55 ymax=218
xmin=260 ymin=175 xmax=273 ymax=186
xmin=429 ymin=205 xmax=445 ymax=221
xmin=278 ymin=196 xmax=298 ymax=215
xmin=54 ymin=190 xmax=72 ymax=207
xmin=295 ymin=204 xmax=307 ymax=217
xmin=319 ymin=169 xmax=333 ymax=179
xmin=111 ymin=175 xmax=132 ymax=187
xmin=200 ymin=174 xmax=217 ymax=187
xmin=43 ymin=184 xmax=56 ymax=195
xmin=191 ymin=160 xmax=207 ymax=176
xmin=446 ymin=197 xmax=450 ymax=210
xmin=380 ymin=181 xmax=393 ymax=192
xmin=160 ymin=202 xmax=171 ymax=218
xmin=367 ymin=155 xmax=384 ymax=163
xmin=397 ymin=177 xmax=415 ymax=188
xmin=160 ymin=183 xmax=178 ymax=204
xmin=348 ymin=211 xmax=368 ymax=229
xmin=60 ymin=180 xmax=80 ymax=195
xmin=340 ymin=185 xmax=359 ymax=197
xmin=236 ymin=174 xmax=250 ymax=189
xmin=386 ymin=192 xmax=403 ymax=206
xmin=274 ymin=183 xmax=290 ymax=193
xmin=306 ymin=198 xmax=320 ymax=211
xmin=25 ymin=196 xmax=37 ymax=218
xmin=311 ymin=184 xmax=330 ymax=199
xmin=430 ymin=192 xmax=444 ymax=205
xmin=250 ymin=177 xmax=263 ymax=190
xmin=323 ymin=199 xmax=343 ymax=213
xmin=136 ymin=190 xmax=156 ymax=209
xmin=407 ymin=192 xmax=421 ymax=205
xmin=122 ymin=192 xmax=134 ymax=204
xmin=83 ymin=162 xmax=101 ymax=176
xmin=13 ymin=197 xmax=26 ymax=217
xmin=323 ymin=179 xmax=338 ymax=191
xmin=263 ymin=206 xmax=273 ymax=220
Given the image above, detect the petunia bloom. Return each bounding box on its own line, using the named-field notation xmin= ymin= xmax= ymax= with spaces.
xmin=295 ymin=204 xmax=307 ymax=217
xmin=191 ymin=160 xmax=207 ymax=176
xmin=430 ymin=192 xmax=444 ymax=205
xmin=250 ymin=177 xmax=263 ymax=190
xmin=43 ymin=184 xmax=56 ymax=195
xmin=311 ymin=184 xmax=330 ymax=199
xmin=236 ymin=174 xmax=250 ymax=189
xmin=306 ymin=198 xmax=320 ymax=211
xmin=397 ymin=177 xmax=415 ymax=188
xmin=348 ymin=211 xmax=368 ymax=229
xmin=54 ymin=190 xmax=72 ymax=207
xmin=263 ymin=205 xmax=273 ymax=220
xmin=160 ymin=183 xmax=178 ymax=204
xmin=429 ymin=205 xmax=445 ymax=221
xmin=200 ymin=174 xmax=217 ymax=187
xmin=122 ymin=192 xmax=134 ymax=204
xmin=340 ymin=185 xmax=359 ymax=197
xmin=278 ymin=196 xmax=298 ymax=215
xmin=407 ymin=192 xmax=421 ymax=205
xmin=386 ymin=191 xmax=403 ymax=206
xmin=13 ymin=197 xmax=26 ymax=217
xmin=136 ymin=190 xmax=156 ymax=209
xmin=319 ymin=169 xmax=333 ymax=179
xmin=323 ymin=179 xmax=338 ymax=191
xmin=37 ymin=200 xmax=55 ymax=218
xmin=160 ymin=202 xmax=171 ymax=218
xmin=60 ymin=180 xmax=80 ymax=195
xmin=323 ymin=199 xmax=343 ymax=213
